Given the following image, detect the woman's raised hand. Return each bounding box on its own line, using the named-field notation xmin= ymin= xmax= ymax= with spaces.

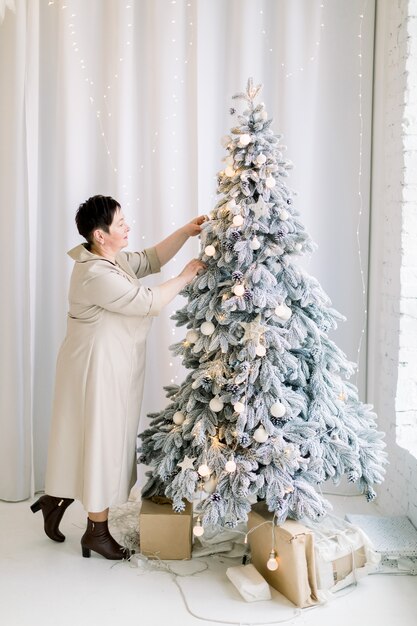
xmin=179 ymin=259 xmax=206 ymax=284
xmin=182 ymin=215 xmax=208 ymax=237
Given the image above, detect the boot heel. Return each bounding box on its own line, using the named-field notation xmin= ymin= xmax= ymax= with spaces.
xmin=30 ymin=500 xmax=42 ymax=513
xmin=82 ymin=546 xmax=91 ymax=558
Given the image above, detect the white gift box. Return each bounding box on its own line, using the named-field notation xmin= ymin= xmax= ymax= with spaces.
xmin=226 ymin=564 xmax=271 ymax=602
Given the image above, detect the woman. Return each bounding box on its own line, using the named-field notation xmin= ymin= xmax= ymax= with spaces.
xmin=31 ymin=195 xmax=205 ymax=559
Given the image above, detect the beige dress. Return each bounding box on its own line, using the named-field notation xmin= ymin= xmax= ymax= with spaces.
xmin=45 ymin=243 xmax=161 ymax=512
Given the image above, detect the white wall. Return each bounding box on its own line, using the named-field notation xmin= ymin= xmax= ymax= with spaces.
xmin=368 ymin=0 xmax=417 ymax=525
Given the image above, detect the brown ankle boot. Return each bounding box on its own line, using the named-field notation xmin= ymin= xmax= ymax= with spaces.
xmin=30 ymin=495 xmax=74 ymax=542
xmin=81 ymin=518 xmax=130 ymax=560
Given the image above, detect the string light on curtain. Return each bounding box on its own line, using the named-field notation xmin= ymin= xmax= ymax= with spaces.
xmin=259 ymin=1 xmax=326 ymax=77
xmin=48 ymin=0 xmax=368 ymax=385
xmin=257 ymin=0 xmax=368 ymax=380
xmin=355 ymin=1 xmax=368 ymax=384
xmin=167 ymin=0 xmax=196 ymax=384
xmin=47 ymin=0 xmax=190 ymax=386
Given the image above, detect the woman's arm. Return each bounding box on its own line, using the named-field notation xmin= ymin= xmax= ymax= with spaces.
xmin=157 ymin=259 xmax=205 ymax=308
xmin=154 ymin=216 xmax=206 ymax=267
xmin=83 ymin=259 xmax=205 ymax=317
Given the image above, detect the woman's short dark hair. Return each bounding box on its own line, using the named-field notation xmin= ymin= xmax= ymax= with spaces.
xmin=75 ymin=195 xmax=121 ymax=243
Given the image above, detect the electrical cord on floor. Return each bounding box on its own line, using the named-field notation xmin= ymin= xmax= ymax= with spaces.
xmin=122 ymin=553 xmax=303 ymax=625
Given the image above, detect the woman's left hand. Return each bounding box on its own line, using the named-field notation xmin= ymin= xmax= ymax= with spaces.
xmin=182 ymin=215 xmax=208 ymax=237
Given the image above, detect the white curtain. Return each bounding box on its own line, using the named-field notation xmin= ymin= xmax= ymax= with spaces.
xmin=0 ymin=0 xmax=374 ymax=501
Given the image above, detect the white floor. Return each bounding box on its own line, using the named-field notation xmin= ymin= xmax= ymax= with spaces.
xmin=1 ymin=494 xmax=417 ymax=626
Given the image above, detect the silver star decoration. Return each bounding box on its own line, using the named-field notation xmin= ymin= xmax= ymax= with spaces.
xmin=178 ymin=456 xmax=196 ymax=472
xmin=249 ymin=196 xmax=271 ymax=221
xmin=239 ymin=315 xmax=266 ymax=343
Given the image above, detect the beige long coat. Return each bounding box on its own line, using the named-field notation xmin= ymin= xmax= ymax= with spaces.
xmin=45 ymin=244 xmax=162 ymax=512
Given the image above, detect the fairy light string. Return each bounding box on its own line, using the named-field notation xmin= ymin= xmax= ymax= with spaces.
xmin=48 ymin=0 xmax=370 ymax=480
xmin=259 ymin=1 xmax=326 ymax=74
xmin=355 ymin=1 xmax=369 ymax=386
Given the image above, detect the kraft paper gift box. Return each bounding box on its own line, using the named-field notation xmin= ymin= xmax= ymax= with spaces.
xmin=139 ymin=497 xmax=193 ymax=560
xmin=248 ymin=502 xmax=320 ymax=608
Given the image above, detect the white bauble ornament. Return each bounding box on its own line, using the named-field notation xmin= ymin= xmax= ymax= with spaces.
xmin=203 ymin=477 xmax=217 ymax=493
xmin=173 ymin=411 xmax=185 ymax=425
xmin=253 ymin=426 xmax=269 ymax=443
xmin=275 ymin=304 xmax=292 ymax=321
xmin=275 ymin=304 xmax=287 ymax=317
xmin=198 ymin=464 xmax=210 ymax=477
xmin=225 ymin=459 xmax=237 ymax=473
xmin=209 ymin=396 xmax=224 ymax=412
xmin=256 ymin=153 xmax=267 ymax=165
xmin=267 ymin=552 xmax=279 ymax=571
xmin=233 ymin=284 xmax=245 ymax=297
xmin=205 ymin=245 xmax=216 ymax=257
xmin=279 ymin=208 xmax=289 ymax=221
xmin=186 ymin=329 xmax=199 ymax=343
xmin=255 ymin=345 xmax=266 ymax=357
xmin=270 ymin=402 xmax=286 ymax=418
xmin=234 ymin=401 xmax=245 ymax=414
xmin=225 ymin=166 xmax=235 ymax=177
xmin=239 ymin=133 xmax=251 ymax=146
xmin=232 ymin=214 xmax=244 ymax=227
xmin=265 ymin=176 xmax=276 ymax=189
xmin=250 ymin=237 xmax=261 ymax=250
xmin=201 ymin=321 xmax=215 ymax=335
xmin=295 ymin=243 xmax=302 ymax=252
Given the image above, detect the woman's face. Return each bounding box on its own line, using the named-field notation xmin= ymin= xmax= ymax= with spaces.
xmin=100 ymin=208 xmax=130 ymax=252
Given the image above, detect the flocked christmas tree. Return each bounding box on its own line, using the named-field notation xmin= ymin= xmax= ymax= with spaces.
xmin=139 ymin=79 xmax=386 ymax=531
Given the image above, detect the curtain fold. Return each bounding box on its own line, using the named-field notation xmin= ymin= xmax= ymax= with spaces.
xmin=0 ymin=0 xmax=374 ymax=501
xmin=0 ymin=0 xmax=32 ymax=500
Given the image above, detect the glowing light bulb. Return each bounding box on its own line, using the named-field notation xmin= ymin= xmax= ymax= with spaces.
xmin=232 ymin=215 xmax=244 ymax=227
xmin=198 ymin=464 xmax=210 ymax=477
xmin=193 ymin=518 xmax=204 ymax=537
xmin=266 ymin=551 xmax=279 ymax=571
xmin=225 ymin=459 xmax=237 ymax=473
xmin=233 ymin=284 xmax=245 ymax=297
xmin=239 ymin=134 xmax=251 ymax=146
xmin=250 ymin=237 xmax=261 ymax=251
